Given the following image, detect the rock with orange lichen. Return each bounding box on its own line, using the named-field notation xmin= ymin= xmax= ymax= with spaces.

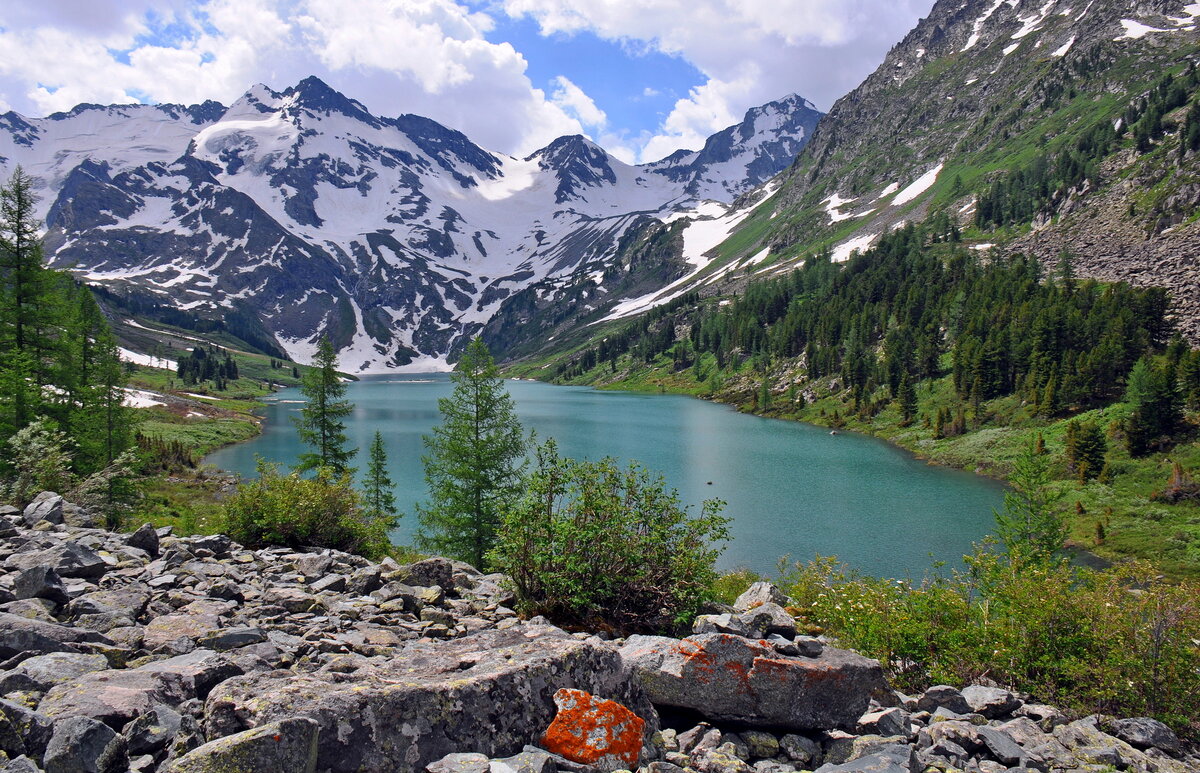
xmin=541 ymin=688 xmax=646 ymax=772
xmin=203 ymin=624 xmax=658 ymax=773
xmin=620 ymin=633 xmax=885 ymax=731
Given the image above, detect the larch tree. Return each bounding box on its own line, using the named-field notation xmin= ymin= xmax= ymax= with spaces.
xmin=294 ymin=336 xmax=356 ymax=475
xmin=417 ymin=337 xmax=525 ymax=568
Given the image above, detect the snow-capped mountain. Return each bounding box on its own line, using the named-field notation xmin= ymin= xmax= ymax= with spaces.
xmin=0 ymin=77 xmax=821 ymax=371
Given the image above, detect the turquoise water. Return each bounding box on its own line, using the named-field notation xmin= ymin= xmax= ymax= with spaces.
xmin=206 ymin=374 xmax=1006 ymax=576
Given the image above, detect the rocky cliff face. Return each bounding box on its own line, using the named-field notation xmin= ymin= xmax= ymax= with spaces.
xmin=0 ymin=79 xmax=821 ymax=372
xmin=0 ymin=495 xmax=1195 ymax=773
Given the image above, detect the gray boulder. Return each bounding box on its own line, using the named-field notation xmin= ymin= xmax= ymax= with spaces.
xmin=44 ymin=715 xmax=127 ymax=773
xmin=915 ymin=686 xmax=970 ymax=715
xmin=736 ymin=603 xmax=797 ymax=638
xmin=814 ymin=745 xmax=915 ymax=772
xmin=124 ymin=705 xmax=184 ymax=757
xmin=857 ymin=708 xmax=911 ymax=738
xmin=166 ymin=716 xmax=318 ymax=773
xmin=620 ymin=633 xmax=885 ymax=730
xmin=8 ymin=541 xmax=106 ymax=578
xmin=13 ymin=566 xmax=69 ymax=606
xmin=11 ymin=652 xmax=110 ymax=691
xmin=426 ymin=752 xmax=491 ymax=773
xmin=0 ymin=611 xmax=113 ymax=659
xmin=0 ymin=756 xmax=40 ymax=773
xmin=39 ymin=668 xmax=191 ymax=729
xmin=22 ymin=493 xmax=64 ymax=526
xmin=204 ymin=624 xmax=657 ymax=773
xmin=960 ymin=685 xmax=1021 ymax=718
xmin=0 ymin=699 xmax=53 ymax=760
xmin=733 ymin=583 xmax=789 ymax=612
xmin=1109 ymin=717 xmax=1180 ymax=755
xmin=137 ymin=649 xmax=243 ymax=699
xmin=126 ymin=524 xmax=160 ymax=557
xmin=692 ymin=614 xmax=754 ymax=637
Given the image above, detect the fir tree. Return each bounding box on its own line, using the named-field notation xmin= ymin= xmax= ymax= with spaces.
xmin=363 ymin=431 xmax=397 ymax=528
xmin=897 ymin=374 xmax=917 ymax=426
xmin=294 ymin=337 xmax=356 ymax=474
xmin=417 ymin=338 xmax=525 ymax=568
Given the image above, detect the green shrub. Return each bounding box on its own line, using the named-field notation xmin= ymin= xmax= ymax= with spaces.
xmin=489 ymin=440 xmax=729 ymax=635
xmin=779 ymin=551 xmax=1200 ymax=739
xmin=222 ymin=460 xmax=389 ymax=559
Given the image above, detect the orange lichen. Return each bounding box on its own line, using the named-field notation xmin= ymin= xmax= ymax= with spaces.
xmin=541 ymin=688 xmax=645 ymax=769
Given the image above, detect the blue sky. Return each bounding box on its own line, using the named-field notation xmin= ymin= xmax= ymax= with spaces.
xmin=0 ymin=0 xmax=934 ymax=162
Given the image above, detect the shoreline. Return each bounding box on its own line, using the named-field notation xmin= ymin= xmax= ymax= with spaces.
xmin=519 ymin=370 xmax=1130 ymax=575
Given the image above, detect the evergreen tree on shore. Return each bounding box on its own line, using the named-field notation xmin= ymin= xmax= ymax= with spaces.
xmin=294 ymin=337 xmax=355 ymax=475
xmin=363 ymin=431 xmax=397 ymax=528
xmin=418 ymin=338 xmax=525 ymax=568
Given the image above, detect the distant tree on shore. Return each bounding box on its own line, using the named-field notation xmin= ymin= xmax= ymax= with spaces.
xmin=417 ymin=338 xmax=524 ymax=568
xmin=363 ymin=431 xmax=397 ymax=528
xmin=294 ymin=336 xmax=356 ymax=475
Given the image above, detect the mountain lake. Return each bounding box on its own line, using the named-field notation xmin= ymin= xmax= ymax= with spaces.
xmin=206 ymin=374 xmax=1007 ymax=576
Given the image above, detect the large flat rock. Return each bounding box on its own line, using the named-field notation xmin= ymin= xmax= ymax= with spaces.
xmin=620 ymin=633 xmax=886 ymax=731
xmin=203 ymin=624 xmax=658 ymax=773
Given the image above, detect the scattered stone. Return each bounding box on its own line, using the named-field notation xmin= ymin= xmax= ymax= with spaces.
xmin=426 ymin=752 xmax=491 ymax=773
xmin=733 ymin=582 xmax=789 ymax=612
xmin=124 ymin=704 xmax=184 ymax=756
xmin=814 ymin=744 xmax=915 ymax=773
xmin=43 ymin=715 xmax=128 ymax=773
xmin=10 ymin=651 xmax=110 ymax=690
xmin=960 ymin=685 xmax=1021 ymax=719
xmin=915 ymin=686 xmax=971 ymax=715
xmin=12 ymin=565 xmax=69 ymax=606
xmin=22 ymin=493 xmax=64 ymax=527
xmin=126 ymin=524 xmax=160 ymax=557
xmin=39 ymin=668 xmax=191 ymax=728
xmin=621 ymin=633 xmax=885 ymax=730
xmin=166 ymin=716 xmax=318 ymax=773
xmin=1109 ymin=717 xmax=1181 ymax=755
xmin=857 ymin=708 xmax=910 ymax=738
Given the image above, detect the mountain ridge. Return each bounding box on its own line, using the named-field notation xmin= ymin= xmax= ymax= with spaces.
xmin=0 ymin=77 xmax=822 ymax=372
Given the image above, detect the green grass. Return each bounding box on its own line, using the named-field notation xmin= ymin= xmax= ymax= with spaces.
xmin=136 ymin=410 xmax=262 ymax=457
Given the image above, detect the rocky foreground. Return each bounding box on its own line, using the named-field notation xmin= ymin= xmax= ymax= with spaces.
xmin=0 ymin=493 xmax=1194 ymax=773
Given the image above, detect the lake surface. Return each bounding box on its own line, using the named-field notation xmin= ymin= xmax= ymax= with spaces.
xmin=206 ymin=374 xmax=1006 ymax=576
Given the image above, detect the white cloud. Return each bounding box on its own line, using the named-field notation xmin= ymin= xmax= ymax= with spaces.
xmin=0 ymin=0 xmax=584 ymax=155
xmin=549 ymin=75 xmax=607 ymax=129
xmin=502 ymin=0 xmax=932 ymax=161
xmin=641 ymin=86 xmax=660 ymax=98
xmin=0 ymin=0 xmax=933 ymax=162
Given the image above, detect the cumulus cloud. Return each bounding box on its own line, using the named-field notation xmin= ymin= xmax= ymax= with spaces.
xmin=549 ymin=76 xmax=607 ymax=129
xmin=502 ymin=0 xmax=933 ymax=161
xmin=0 ymin=0 xmax=933 ymax=161
xmin=0 ymin=0 xmax=583 ymax=154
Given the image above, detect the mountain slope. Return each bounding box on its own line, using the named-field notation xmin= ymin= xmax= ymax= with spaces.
xmin=0 ymin=79 xmax=821 ymax=371
xmin=674 ymin=0 xmax=1200 ymax=341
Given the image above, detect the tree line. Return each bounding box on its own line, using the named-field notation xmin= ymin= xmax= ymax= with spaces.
xmin=0 ymin=168 xmax=136 ymax=516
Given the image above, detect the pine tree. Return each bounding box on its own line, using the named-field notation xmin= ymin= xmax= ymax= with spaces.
xmin=363 ymin=431 xmax=397 ymax=528
xmin=1064 ymin=419 xmax=1106 ymax=482
xmin=294 ymin=337 xmax=356 ymax=474
xmin=417 ymin=338 xmax=525 ymax=568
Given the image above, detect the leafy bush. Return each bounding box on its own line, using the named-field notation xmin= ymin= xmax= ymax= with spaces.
xmin=489 ymin=440 xmax=729 ymax=634
xmin=222 ymin=460 xmax=389 ymax=559
xmin=3 ymin=419 xmax=73 ymax=506
xmin=779 ymin=552 xmax=1200 ymax=738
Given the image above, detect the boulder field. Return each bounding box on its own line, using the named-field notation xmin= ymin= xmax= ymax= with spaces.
xmin=0 ymin=494 xmax=1194 ymax=773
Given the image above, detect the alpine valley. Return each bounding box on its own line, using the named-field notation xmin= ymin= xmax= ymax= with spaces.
xmin=0 ymin=78 xmax=820 ymax=372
